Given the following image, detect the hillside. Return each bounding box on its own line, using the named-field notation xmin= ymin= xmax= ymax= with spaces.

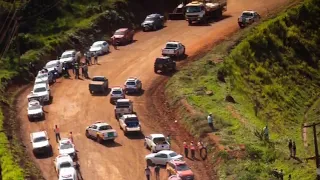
xmin=166 ymin=0 xmax=320 ymax=179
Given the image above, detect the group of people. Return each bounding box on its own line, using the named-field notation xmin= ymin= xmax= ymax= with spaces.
xmin=288 ymin=139 xmax=297 ymax=158
xmin=183 ymin=141 xmax=207 ymax=160
xmin=145 ymin=165 xmax=160 ymax=180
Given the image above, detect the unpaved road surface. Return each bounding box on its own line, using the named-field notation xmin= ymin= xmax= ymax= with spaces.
xmin=17 ymin=0 xmax=290 ymax=179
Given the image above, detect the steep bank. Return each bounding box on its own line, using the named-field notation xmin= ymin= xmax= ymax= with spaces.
xmin=166 ymin=0 xmax=319 ymax=179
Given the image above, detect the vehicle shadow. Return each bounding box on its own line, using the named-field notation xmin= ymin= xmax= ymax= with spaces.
xmin=172 ymin=54 xmax=189 ymax=61
xmin=91 ymin=88 xmax=111 ymax=96
xmin=125 ymin=89 xmax=145 ymax=97
xmin=100 ymin=140 xmax=122 ymax=148
xmin=30 ymin=115 xmax=46 ymax=122
xmin=189 ymin=15 xmax=232 ymax=26
xmin=34 ymin=147 xmax=54 ymax=159
xmin=156 ymin=69 xmax=179 ymax=77
xmin=125 ymin=132 xmax=145 ymax=140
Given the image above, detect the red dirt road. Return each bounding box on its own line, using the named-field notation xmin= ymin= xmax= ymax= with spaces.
xmin=16 ymin=0 xmax=290 ymax=179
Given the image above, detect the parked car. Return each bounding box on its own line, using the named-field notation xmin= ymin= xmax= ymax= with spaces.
xmin=45 ymin=60 xmax=63 ymax=74
xmin=145 ymin=150 xmax=183 ymax=166
xmin=85 ymin=121 xmax=117 ymax=143
xmin=114 ymin=99 xmax=133 ymax=119
xmin=144 ymin=134 xmax=170 ymax=152
xmin=110 ymin=87 xmax=125 ymax=104
xmin=111 ymin=28 xmax=134 ymax=45
xmin=124 ymin=77 xmax=142 ymax=94
xmin=27 ymin=100 xmax=44 ymax=121
xmin=168 ymin=175 xmax=182 ymax=180
xmin=238 ymin=10 xmax=260 ymax=28
xmin=27 ymin=83 xmax=51 ymax=103
xmin=141 ymin=14 xmax=165 ymax=31
xmin=30 ymin=131 xmax=51 ymax=155
xmin=59 ymin=49 xmax=76 ymax=65
xmin=35 ymin=70 xmax=54 ymax=84
xmin=162 ymin=41 xmax=185 ymax=58
xmin=89 ymin=41 xmax=110 ymax=55
xmin=119 ymin=114 xmax=141 ymax=135
xmin=166 ymin=160 xmax=194 ymax=180
xmin=154 ymin=56 xmax=176 ymax=73
xmin=89 ymin=76 xmax=109 ymax=94
xmin=58 ymin=138 xmax=76 ymax=159
xmin=59 ymin=167 xmax=78 ymax=180
xmin=54 ymin=154 xmax=76 ymax=177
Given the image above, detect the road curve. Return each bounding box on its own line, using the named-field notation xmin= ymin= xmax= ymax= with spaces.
xmin=16 ymin=0 xmax=290 ymax=179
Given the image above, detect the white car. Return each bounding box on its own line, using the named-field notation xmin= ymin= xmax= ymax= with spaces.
xmin=89 ymin=41 xmax=110 ymax=55
xmin=85 ymin=121 xmax=118 ymax=143
xmin=124 ymin=77 xmax=142 ymax=94
xmin=114 ymin=99 xmax=133 ymax=119
xmin=35 ymin=71 xmax=54 ymax=84
xmin=54 ymin=154 xmax=76 ymax=176
xmin=27 ymin=100 xmax=44 ymax=121
xmin=59 ymin=50 xmax=76 ymax=64
xmin=30 ymin=131 xmax=51 ymax=155
xmin=27 ymin=83 xmax=51 ymax=103
xmin=119 ymin=114 xmax=141 ymax=134
xmin=145 ymin=150 xmax=183 ymax=166
xmin=58 ymin=138 xmax=76 ymax=159
xmin=110 ymin=87 xmax=125 ymax=103
xmin=238 ymin=10 xmax=261 ymax=28
xmin=144 ymin=134 xmax=170 ymax=152
xmin=59 ymin=167 xmax=78 ymax=180
xmin=162 ymin=41 xmax=185 ymax=58
xmin=45 ymin=60 xmax=63 ymax=74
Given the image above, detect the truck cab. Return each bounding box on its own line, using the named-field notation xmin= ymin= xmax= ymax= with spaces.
xmin=89 ymin=76 xmax=109 ymax=94
xmin=114 ymin=99 xmax=133 ymax=119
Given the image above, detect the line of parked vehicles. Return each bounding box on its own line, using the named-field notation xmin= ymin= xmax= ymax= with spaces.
xmin=23 ymin=2 xmax=261 ymax=178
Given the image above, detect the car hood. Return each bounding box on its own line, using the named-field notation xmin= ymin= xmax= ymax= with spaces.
xmin=59 ymin=148 xmax=75 ymax=155
xmin=33 ymin=141 xmax=49 ymax=148
xmin=142 ymin=21 xmax=154 ymax=25
xmin=178 ymin=170 xmax=194 ymax=177
xmin=89 ymin=47 xmax=102 ymax=52
xmin=28 ymin=109 xmax=42 ymax=114
xmin=60 ymin=57 xmax=73 ymax=62
xmin=113 ymin=35 xmax=124 ymax=39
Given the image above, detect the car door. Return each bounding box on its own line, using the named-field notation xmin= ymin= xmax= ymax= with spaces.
xmin=153 ymin=153 xmax=168 ymax=165
xmin=89 ymin=125 xmax=98 ymax=136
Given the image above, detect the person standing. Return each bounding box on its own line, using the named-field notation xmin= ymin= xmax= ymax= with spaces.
xmin=292 ymin=141 xmax=296 ymax=157
xmin=154 ymin=165 xmax=160 ymax=180
xmin=207 ymin=113 xmax=214 ymax=131
xmin=94 ymin=52 xmax=98 ymax=64
xmin=83 ymin=63 xmax=89 ymax=79
xmin=145 ymin=166 xmax=151 ymax=180
xmin=167 ymin=134 xmax=171 ymax=145
xmin=183 ymin=141 xmax=188 ymax=158
xmin=190 ymin=141 xmax=196 ymax=160
xmin=54 ymin=125 xmax=61 ymax=143
xmin=69 ymin=132 xmax=74 ymax=143
xmin=74 ymin=62 xmax=80 ymax=79
xmin=288 ymin=139 xmax=293 ymax=157
xmin=263 ymin=125 xmax=269 ymax=141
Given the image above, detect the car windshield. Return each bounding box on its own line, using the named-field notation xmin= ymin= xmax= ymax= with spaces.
xmin=169 ymin=152 xmax=178 ymax=157
xmin=92 ymin=43 xmax=103 ymax=48
xmin=115 ymin=31 xmax=125 ymax=35
xmin=61 ymin=54 xmax=72 ymax=58
xmin=34 ymin=87 xmax=47 ymax=93
xmin=99 ymin=125 xmax=112 ymax=130
xmin=46 ymin=63 xmax=57 ymax=69
xmin=153 ymin=137 xmax=166 ymax=144
xmin=112 ymin=90 xmax=122 ymax=94
xmin=116 ymin=102 xmax=130 ymax=108
xmin=125 ymin=117 xmax=138 ymax=123
xmin=176 ymin=164 xmax=190 ymax=171
xmin=34 ymin=136 xmax=47 ymax=143
xmin=59 ymin=162 xmax=72 ymax=168
xmin=166 ymin=44 xmax=178 ymax=49
xmin=242 ymin=12 xmax=253 ymax=17
xmin=28 ymin=105 xmax=41 ymax=110
xmin=145 ymin=17 xmax=155 ymax=21
xmin=92 ymin=77 xmax=106 ymax=81
xmin=60 ymin=143 xmax=73 ymax=150
xmin=186 ymin=6 xmax=201 ymax=13
xmin=126 ymin=81 xmax=136 ymax=85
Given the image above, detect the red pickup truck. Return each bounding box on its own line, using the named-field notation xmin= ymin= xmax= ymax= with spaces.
xmin=111 ymin=28 xmax=134 ymax=45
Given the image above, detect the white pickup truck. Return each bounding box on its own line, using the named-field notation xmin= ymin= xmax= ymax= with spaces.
xmin=119 ymin=114 xmax=141 ymax=135
xmin=114 ymin=99 xmax=133 ymax=119
xmin=162 ymin=41 xmax=185 ymax=58
xmin=144 ymin=134 xmax=170 ymax=153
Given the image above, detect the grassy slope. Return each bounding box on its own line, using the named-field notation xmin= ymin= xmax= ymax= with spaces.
xmin=166 ymin=0 xmax=319 ymax=179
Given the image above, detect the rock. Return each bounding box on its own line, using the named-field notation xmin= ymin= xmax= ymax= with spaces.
xmin=206 ymin=91 xmax=213 ymax=96
xmin=225 ymin=95 xmax=236 ymax=103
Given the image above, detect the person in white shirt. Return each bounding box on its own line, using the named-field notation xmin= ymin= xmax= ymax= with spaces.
xmin=207 ymin=113 xmax=213 ymax=131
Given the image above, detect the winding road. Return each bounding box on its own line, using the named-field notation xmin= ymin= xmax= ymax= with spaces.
xmin=17 ymin=0 xmax=291 ymax=179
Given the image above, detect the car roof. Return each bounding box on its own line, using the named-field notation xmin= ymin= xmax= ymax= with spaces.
xmin=31 ymin=131 xmax=47 ymax=138
xmin=33 ymin=83 xmax=47 ymax=89
xmin=157 ymin=150 xmax=174 ymax=154
xmin=59 ymin=167 xmax=75 ymax=178
xmin=150 ymin=134 xmax=165 ymax=138
xmin=46 ymin=60 xmax=60 ymax=65
xmin=117 ymin=99 xmax=130 ymax=103
xmin=147 ymin=14 xmax=160 ymax=18
xmin=92 ymin=41 xmax=106 ymax=45
xmin=157 ymin=56 xmax=171 ymax=60
xmin=116 ymin=28 xmax=128 ymax=32
xmin=122 ymin=114 xmax=137 ymax=118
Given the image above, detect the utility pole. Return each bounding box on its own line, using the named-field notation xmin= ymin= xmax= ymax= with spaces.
xmin=304 ymin=122 xmax=320 ymax=180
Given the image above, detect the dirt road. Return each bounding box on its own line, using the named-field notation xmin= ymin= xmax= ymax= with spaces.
xmin=16 ymin=0 xmax=290 ymax=179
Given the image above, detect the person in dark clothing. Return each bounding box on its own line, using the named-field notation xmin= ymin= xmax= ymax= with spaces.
xmin=183 ymin=141 xmax=188 ymax=158
xmin=288 ymin=174 xmax=291 ymax=180
xmin=94 ymin=53 xmax=98 ymax=64
xmin=74 ymin=62 xmax=80 ymax=79
xmin=54 ymin=125 xmax=61 ymax=143
xmin=72 ymin=62 xmax=75 ymax=75
xmin=292 ymin=141 xmax=296 ymax=157
xmin=145 ymin=166 xmax=151 ymax=180
xmin=62 ymin=62 xmax=70 ymax=78
xmin=154 ymin=165 xmax=160 ymax=180
xmin=112 ymin=38 xmax=117 ymax=50
xmin=28 ymin=62 xmax=36 ymax=76
xmin=288 ymin=139 xmax=293 ymax=157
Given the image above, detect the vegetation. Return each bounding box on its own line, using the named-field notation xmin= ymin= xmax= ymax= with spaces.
xmin=166 ymin=0 xmax=320 ymax=179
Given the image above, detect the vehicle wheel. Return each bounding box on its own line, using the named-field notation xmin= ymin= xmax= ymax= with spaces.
xmin=147 ymin=159 xmax=154 ymax=166
xmin=97 ymin=136 xmax=102 ymax=144
xmin=85 ymin=130 xmax=90 ymax=138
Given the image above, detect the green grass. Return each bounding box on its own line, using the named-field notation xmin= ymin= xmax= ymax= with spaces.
xmin=166 ymin=0 xmax=320 ymax=179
